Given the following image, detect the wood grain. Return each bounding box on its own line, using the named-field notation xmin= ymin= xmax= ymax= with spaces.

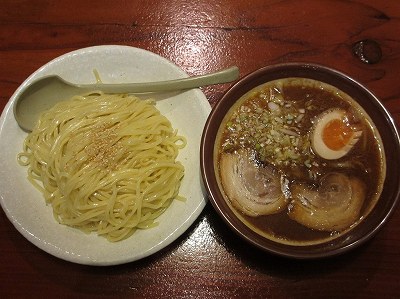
xmin=1 ymin=1 xmax=400 ymax=298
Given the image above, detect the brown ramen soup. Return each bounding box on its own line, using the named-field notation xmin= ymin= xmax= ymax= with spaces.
xmin=214 ymin=78 xmax=386 ymax=246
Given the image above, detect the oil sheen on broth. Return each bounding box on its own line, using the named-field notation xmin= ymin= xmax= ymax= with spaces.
xmin=215 ymin=78 xmax=385 ymax=246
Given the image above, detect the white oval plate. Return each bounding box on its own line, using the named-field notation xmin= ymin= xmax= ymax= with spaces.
xmin=0 ymin=45 xmax=211 ymax=265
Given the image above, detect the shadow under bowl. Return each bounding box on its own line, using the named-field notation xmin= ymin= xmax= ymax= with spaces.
xmin=200 ymin=63 xmax=400 ymax=259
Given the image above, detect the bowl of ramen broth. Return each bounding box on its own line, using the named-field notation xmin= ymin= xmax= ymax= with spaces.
xmin=200 ymin=63 xmax=400 ymax=258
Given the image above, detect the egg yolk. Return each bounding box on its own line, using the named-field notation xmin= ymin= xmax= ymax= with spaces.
xmin=322 ymin=119 xmax=353 ymax=150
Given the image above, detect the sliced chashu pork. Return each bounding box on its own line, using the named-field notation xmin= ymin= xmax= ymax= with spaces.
xmin=219 ymin=150 xmax=287 ymax=217
xmin=288 ymin=172 xmax=366 ymax=231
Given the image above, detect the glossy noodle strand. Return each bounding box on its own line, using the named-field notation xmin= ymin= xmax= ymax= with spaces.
xmin=18 ymin=92 xmax=186 ymax=242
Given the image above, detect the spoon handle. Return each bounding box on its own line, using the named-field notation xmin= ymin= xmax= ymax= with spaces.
xmin=77 ymin=66 xmax=240 ymax=93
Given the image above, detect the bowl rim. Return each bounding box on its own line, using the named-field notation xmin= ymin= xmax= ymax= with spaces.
xmin=200 ymin=62 xmax=400 ymax=259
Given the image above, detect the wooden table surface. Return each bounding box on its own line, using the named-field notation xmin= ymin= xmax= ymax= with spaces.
xmin=1 ymin=1 xmax=400 ymax=298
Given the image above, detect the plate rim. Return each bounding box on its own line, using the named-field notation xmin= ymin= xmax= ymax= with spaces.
xmin=0 ymin=45 xmax=211 ymax=265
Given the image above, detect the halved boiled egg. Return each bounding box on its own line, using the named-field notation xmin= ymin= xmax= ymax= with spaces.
xmin=311 ymin=108 xmax=363 ymax=160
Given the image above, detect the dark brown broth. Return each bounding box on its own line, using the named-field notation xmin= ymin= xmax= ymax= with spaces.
xmin=216 ymin=78 xmax=385 ymax=245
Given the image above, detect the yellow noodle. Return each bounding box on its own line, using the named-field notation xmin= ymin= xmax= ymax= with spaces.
xmin=17 ymin=92 xmax=186 ymax=242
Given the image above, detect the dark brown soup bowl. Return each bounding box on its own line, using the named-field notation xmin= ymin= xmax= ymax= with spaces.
xmin=200 ymin=63 xmax=400 ymax=259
